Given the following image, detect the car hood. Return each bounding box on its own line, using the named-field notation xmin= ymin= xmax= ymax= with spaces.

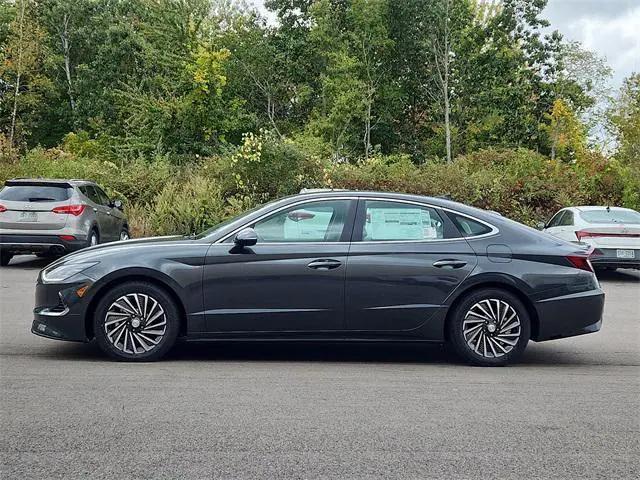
xmin=46 ymin=235 xmax=193 ymax=267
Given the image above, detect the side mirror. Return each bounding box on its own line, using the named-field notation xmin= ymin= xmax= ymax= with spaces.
xmin=234 ymin=228 xmax=258 ymax=247
xmin=536 ymin=221 xmax=546 ymax=230
xmin=111 ymin=199 xmax=123 ymax=210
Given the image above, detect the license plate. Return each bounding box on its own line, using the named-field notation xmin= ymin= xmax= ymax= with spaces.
xmin=18 ymin=211 xmax=38 ymax=222
xmin=616 ymin=249 xmax=635 ymax=259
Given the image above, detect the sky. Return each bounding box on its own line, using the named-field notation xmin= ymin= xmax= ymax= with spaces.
xmin=250 ymin=0 xmax=640 ymax=91
xmin=543 ymin=0 xmax=640 ymax=89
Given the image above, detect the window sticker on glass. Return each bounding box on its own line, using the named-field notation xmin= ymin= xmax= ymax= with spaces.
xmin=365 ymin=207 xmax=439 ymax=240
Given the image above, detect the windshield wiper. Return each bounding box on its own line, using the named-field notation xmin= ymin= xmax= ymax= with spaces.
xmin=28 ymin=197 xmax=56 ymax=202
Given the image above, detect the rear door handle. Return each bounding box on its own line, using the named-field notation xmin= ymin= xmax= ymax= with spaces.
xmin=307 ymin=259 xmax=342 ymax=270
xmin=433 ymin=259 xmax=467 ymax=269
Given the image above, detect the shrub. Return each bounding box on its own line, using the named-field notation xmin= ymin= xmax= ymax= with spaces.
xmin=2 ymin=141 xmax=636 ymax=236
xmin=224 ymin=130 xmax=327 ymax=202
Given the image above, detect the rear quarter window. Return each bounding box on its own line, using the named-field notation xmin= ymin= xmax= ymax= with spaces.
xmin=447 ymin=212 xmax=493 ymax=237
xmin=0 ymin=185 xmax=72 ymax=202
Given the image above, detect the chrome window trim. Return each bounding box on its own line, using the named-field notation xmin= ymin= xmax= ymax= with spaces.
xmin=217 ymin=196 xmax=499 ymax=245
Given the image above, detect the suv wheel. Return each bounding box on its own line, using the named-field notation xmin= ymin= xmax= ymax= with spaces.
xmin=119 ymin=228 xmax=130 ymax=241
xmin=93 ymin=281 xmax=180 ymax=361
xmin=447 ymin=288 xmax=530 ymax=367
xmin=0 ymin=251 xmax=12 ymax=266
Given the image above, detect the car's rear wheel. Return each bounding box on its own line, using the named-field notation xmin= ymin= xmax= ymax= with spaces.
xmin=93 ymin=281 xmax=180 ymax=361
xmin=0 ymin=251 xmax=12 ymax=266
xmin=447 ymin=288 xmax=530 ymax=366
xmin=119 ymin=228 xmax=130 ymax=241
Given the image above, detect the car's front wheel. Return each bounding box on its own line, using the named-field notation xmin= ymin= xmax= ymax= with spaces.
xmin=447 ymin=288 xmax=530 ymax=366
xmin=93 ymin=281 xmax=180 ymax=361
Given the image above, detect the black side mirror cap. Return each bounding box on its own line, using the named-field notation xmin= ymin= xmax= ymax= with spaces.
xmin=234 ymin=228 xmax=258 ymax=247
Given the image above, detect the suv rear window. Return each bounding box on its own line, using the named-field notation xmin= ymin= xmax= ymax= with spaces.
xmin=0 ymin=185 xmax=72 ymax=202
xmin=580 ymin=209 xmax=640 ymax=224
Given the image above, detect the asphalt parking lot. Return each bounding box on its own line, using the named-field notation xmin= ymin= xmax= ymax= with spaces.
xmin=1 ymin=256 xmax=639 ymax=479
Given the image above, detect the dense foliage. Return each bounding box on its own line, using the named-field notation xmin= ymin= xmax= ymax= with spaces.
xmin=0 ymin=0 xmax=638 ymax=235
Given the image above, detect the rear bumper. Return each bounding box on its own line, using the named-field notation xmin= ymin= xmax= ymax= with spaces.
xmin=533 ymin=288 xmax=605 ymax=342
xmin=0 ymin=233 xmax=86 ymax=254
xmin=591 ymin=249 xmax=640 ymax=269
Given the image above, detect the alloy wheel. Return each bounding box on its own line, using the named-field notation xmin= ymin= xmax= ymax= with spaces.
xmin=103 ymin=293 xmax=167 ymax=355
xmin=120 ymin=230 xmax=130 ymax=241
xmin=90 ymin=233 xmax=98 ymax=246
xmin=462 ymin=299 xmax=521 ymax=359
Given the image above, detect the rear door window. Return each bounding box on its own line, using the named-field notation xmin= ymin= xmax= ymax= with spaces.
xmin=558 ymin=210 xmax=574 ymax=226
xmin=94 ymin=186 xmax=111 ymax=206
xmin=0 ymin=185 xmax=72 ymax=202
xmin=80 ymin=186 xmax=102 ymax=204
xmin=360 ymin=200 xmax=445 ymax=241
xmin=546 ymin=211 xmax=566 ymax=228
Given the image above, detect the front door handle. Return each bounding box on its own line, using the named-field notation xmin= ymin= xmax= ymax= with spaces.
xmin=433 ymin=259 xmax=467 ymax=269
xmin=307 ymin=259 xmax=342 ymax=270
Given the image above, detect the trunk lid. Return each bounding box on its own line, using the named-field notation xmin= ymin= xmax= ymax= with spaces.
xmin=576 ymin=224 xmax=640 ymax=248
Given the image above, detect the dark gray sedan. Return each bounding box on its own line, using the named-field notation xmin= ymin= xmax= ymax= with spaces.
xmin=31 ymin=190 xmax=604 ymax=366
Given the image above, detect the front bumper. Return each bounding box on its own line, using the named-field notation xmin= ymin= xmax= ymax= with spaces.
xmin=31 ymin=279 xmax=92 ymax=342
xmin=533 ymin=288 xmax=605 ymax=341
xmin=1 ymin=233 xmax=87 ymax=254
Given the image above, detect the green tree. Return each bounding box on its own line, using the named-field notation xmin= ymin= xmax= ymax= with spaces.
xmin=542 ymin=98 xmax=587 ymax=162
xmin=609 ymin=74 xmax=640 ymax=169
xmin=0 ymin=0 xmax=51 ymax=152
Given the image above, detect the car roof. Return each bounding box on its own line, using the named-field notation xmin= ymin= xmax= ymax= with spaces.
xmin=5 ymin=178 xmax=96 ymax=186
xmin=291 ymin=189 xmax=492 ymax=216
xmin=573 ymin=206 xmax=636 ymax=212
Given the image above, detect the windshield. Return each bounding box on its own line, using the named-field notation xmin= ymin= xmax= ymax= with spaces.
xmin=580 ymin=209 xmax=640 ymax=224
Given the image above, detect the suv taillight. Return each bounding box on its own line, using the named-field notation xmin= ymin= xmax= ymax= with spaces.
xmin=0 ymin=204 xmax=6 ymax=213
xmin=52 ymin=204 xmax=86 ymax=216
xmin=566 ymin=254 xmax=594 ymax=273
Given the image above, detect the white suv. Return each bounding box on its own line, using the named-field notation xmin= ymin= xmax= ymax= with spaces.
xmin=0 ymin=179 xmax=129 ymax=266
xmin=541 ymin=206 xmax=640 ymax=270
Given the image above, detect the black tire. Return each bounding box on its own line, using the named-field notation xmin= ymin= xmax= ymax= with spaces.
xmin=0 ymin=251 xmax=12 ymax=266
xmin=93 ymin=281 xmax=180 ymax=361
xmin=87 ymin=228 xmax=99 ymax=248
xmin=447 ymin=288 xmax=530 ymax=367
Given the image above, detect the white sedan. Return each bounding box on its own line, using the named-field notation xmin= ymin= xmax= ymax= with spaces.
xmin=541 ymin=206 xmax=640 ymax=270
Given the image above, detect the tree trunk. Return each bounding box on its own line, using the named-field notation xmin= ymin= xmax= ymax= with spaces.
xmin=9 ymin=0 xmax=27 ymax=152
xmin=443 ymin=0 xmax=452 ymax=163
xmin=60 ymin=14 xmax=76 ymax=115
xmin=364 ymin=91 xmax=372 ymax=160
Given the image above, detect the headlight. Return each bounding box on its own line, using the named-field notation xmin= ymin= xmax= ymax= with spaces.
xmin=41 ymin=262 xmax=99 ymax=283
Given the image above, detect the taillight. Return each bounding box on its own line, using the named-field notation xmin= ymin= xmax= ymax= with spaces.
xmin=566 ymin=255 xmax=594 ymax=273
xmin=576 ymin=230 xmax=640 ymax=240
xmin=0 ymin=204 xmax=6 ymax=213
xmin=52 ymin=204 xmax=85 ymax=216
xmin=58 ymin=235 xmax=76 ymax=241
